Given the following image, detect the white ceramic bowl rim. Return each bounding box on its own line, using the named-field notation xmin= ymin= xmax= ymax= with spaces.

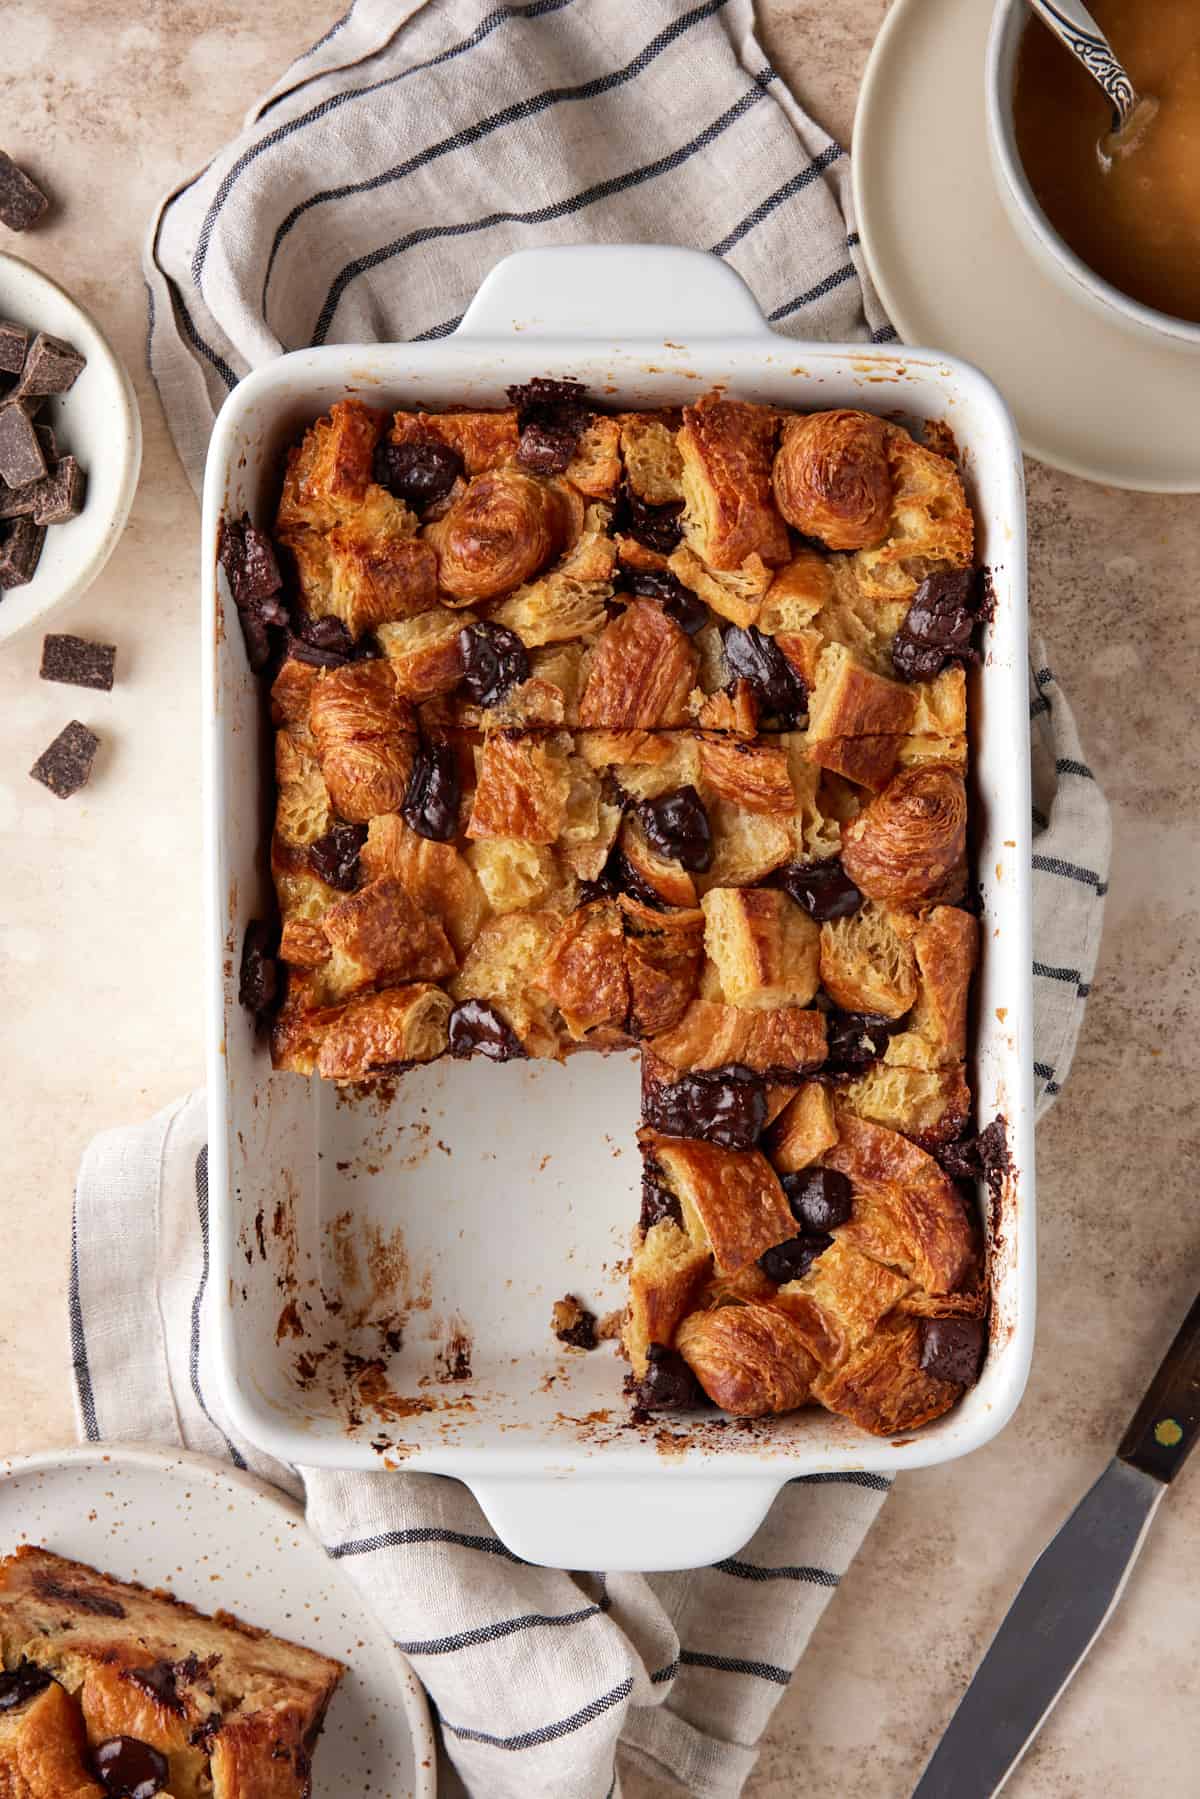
xmin=986 ymin=0 xmax=1200 ymax=348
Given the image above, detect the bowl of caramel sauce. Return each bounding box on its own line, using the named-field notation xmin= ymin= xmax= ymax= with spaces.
xmin=987 ymin=0 xmax=1200 ymax=349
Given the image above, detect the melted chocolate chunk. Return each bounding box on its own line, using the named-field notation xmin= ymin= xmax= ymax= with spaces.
xmin=0 ymin=1661 xmax=52 ymax=1711
xmin=623 ymin=568 xmax=707 ymax=635
xmin=579 ymin=844 xmax=667 ymax=911
xmin=217 ymin=512 xmax=283 ymax=613
xmin=636 ymin=785 xmax=712 ymax=873
xmin=458 ymin=620 xmax=530 ymax=708
xmin=239 ymin=919 xmax=279 ymax=1016
xmin=92 ymin=1735 xmax=169 ymax=1798
xmin=918 ymin=1316 xmax=986 ymax=1386
xmin=127 ymin=1663 xmax=183 ymax=1715
xmin=639 ymin=1164 xmax=683 ymax=1232
xmin=372 ymin=435 xmax=463 ymax=509
xmin=824 ymin=1010 xmax=896 ymax=1073
xmin=401 ymin=740 xmax=460 ymax=842
xmin=891 ymin=569 xmax=981 ymax=683
xmin=448 ymin=999 xmax=526 ymax=1061
xmin=643 ymin=1063 xmax=767 ymax=1151
xmin=308 ymin=821 xmax=368 ymax=891
xmin=292 ymin=614 xmax=353 ymax=665
xmin=633 ymin=1342 xmax=702 ymax=1412
xmin=508 ymin=376 xmax=593 ymax=475
xmin=937 ymin=1116 xmax=1010 ymax=1206
xmin=32 ymin=1573 xmax=125 ymax=1618
xmin=780 ymin=1168 xmax=853 ymax=1233
xmin=722 ymin=624 xmax=807 ymax=721
xmin=616 ymin=484 xmax=684 ymax=555
xmin=758 ymin=1232 xmax=833 ymax=1284
xmin=772 ymin=858 xmax=863 ymax=921
xmin=554 ymin=1297 xmax=598 ymax=1351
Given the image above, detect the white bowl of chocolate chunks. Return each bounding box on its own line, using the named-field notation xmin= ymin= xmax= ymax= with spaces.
xmin=0 ymin=251 xmax=141 ymax=644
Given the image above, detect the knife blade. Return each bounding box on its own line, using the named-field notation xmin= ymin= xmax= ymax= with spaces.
xmin=913 ymin=1290 xmax=1200 ymax=1799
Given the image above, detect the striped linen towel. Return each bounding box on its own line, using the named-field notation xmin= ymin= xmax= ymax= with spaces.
xmin=79 ymin=0 xmax=1111 ymax=1792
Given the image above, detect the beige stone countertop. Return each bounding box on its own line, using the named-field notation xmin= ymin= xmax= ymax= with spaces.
xmin=1 ymin=3 xmax=1197 ymax=1795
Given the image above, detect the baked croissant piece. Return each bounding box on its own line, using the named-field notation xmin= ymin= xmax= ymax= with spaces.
xmin=428 ymin=467 xmax=570 ymax=603
xmin=247 ymin=380 xmax=991 ymax=1446
xmin=840 ymin=763 xmax=968 ymax=903
xmin=772 ymin=408 xmax=893 ymax=550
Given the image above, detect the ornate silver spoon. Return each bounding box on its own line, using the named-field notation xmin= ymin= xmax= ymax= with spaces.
xmin=1026 ymin=0 xmax=1158 ymax=165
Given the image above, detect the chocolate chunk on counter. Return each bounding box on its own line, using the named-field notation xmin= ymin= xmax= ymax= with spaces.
xmin=15 ymin=331 xmax=86 ymax=399
xmin=30 ymin=719 xmax=99 ymax=798
xmin=0 ymin=152 xmax=48 ymax=231
xmin=0 ymin=321 xmax=28 ymax=375
xmin=0 ymin=400 xmax=46 ymax=487
xmin=0 ymin=516 xmax=45 ymax=587
xmin=33 ymin=455 xmax=85 ymax=525
xmin=40 ymin=633 xmax=116 ymax=691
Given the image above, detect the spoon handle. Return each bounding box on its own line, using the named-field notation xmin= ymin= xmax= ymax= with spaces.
xmin=1027 ymin=0 xmax=1138 ymax=129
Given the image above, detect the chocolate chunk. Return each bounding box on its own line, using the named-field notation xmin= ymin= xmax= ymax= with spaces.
xmin=34 ymin=421 xmax=57 ymax=462
xmin=287 ymin=615 xmax=353 ymax=667
xmin=0 ymin=320 xmax=28 ymax=374
xmin=239 ymin=920 xmax=279 ymax=1015
xmin=373 ymin=435 xmax=463 ymax=510
xmin=758 ymin=1232 xmax=833 ymax=1284
xmin=92 ymin=1735 xmax=169 ymax=1798
xmin=29 ymin=718 xmax=98 ymax=798
xmin=307 ymin=820 xmax=367 ymax=891
xmin=448 ymin=998 xmax=526 ymax=1061
xmin=918 ymin=1316 xmax=986 ymax=1386
xmin=642 ymin=1063 xmax=767 ymax=1151
xmin=633 ymin=1342 xmax=703 ymax=1412
xmin=31 ymin=1572 xmax=125 ymax=1616
xmin=0 ymin=152 xmax=48 ymax=231
xmin=127 ymin=1663 xmax=183 ymax=1715
xmin=623 ymin=567 xmax=708 ymax=635
xmin=32 ymin=454 xmax=86 ymax=525
xmin=40 ymin=633 xmax=116 ymax=691
xmin=578 ymin=843 xmax=666 ymax=910
xmin=722 ymin=624 xmax=807 ymax=721
xmin=891 ymin=569 xmax=981 ymax=683
xmin=771 ymin=857 xmax=863 ymax=921
xmin=508 ymin=376 xmax=592 ymax=474
xmin=458 ymin=620 xmax=530 ymax=708
xmin=781 ymin=1168 xmax=853 ymax=1233
xmin=0 ymin=1661 xmax=52 ymax=1711
xmin=552 ymin=1295 xmax=598 ymax=1351
xmin=217 ymin=512 xmax=283 ymax=612
xmin=639 ymin=1163 xmax=683 ymax=1232
xmin=0 ymin=478 xmax=37 ymax=520
xmin=824 ymin=1010 xmax=897 ymax=1073
xmin=402 ymin=740 xmax=460 ymax=842
xmin=0 ymin=515 xmax=44 ymax=587
xmin=636 ymin=785 xmax=712 ymax=872
xmin=0 ymin=399 xmax=46 ymax=486
xmin=938 ymin=1116 xmax=1010 ymax=1204
xmin=15 ymin=331 xmax=86 ymax=398
xmin=616 ymin=484 xmax=684 ymax=556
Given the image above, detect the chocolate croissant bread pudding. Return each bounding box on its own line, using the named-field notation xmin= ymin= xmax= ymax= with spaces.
xmin=224 ymin=379 xmax=1003 ymax=1442
xmin=0 ymin=1545 xmax=342 ymax=1797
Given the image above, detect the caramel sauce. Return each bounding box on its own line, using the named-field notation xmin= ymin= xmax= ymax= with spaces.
xmin=1013 ymin=0 xmax=1200 ymax=322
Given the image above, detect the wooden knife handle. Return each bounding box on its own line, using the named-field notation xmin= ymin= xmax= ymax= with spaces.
xmin=1118 ymin=1292 xmax=1200 ymax=1484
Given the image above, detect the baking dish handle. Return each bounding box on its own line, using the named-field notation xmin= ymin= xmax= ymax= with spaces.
xmin=467 ymin=1473 xmax=782 ymax=1573
xmin=455 ymin=244 xmax=773 ymax=342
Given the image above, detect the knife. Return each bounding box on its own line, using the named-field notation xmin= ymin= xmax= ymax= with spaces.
xmin=912 ymin=1290 xmax=1200 ymax=1799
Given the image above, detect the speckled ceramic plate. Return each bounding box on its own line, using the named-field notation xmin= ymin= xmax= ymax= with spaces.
xmin=0 ymin=1444 xmax=436 ymax=1796
xmin=854 ymin=0 xmax=1200 ymax=491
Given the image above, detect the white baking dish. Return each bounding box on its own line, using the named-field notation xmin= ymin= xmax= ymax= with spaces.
xmin=202 ymin=245 xmax=1034 ymax=1572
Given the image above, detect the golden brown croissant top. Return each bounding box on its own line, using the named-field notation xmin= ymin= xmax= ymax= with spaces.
xmin=772 ymin=409 xmax=892 ymax=551
xmin=308 ymin=659 xmax=416 ymax=823
xmin=428 ymin=467 xmax=569 ymax=603
xmin=840 ymin=763 xmax=967 ymax=903
xmin=677 ymin=395 xmax=791 ymax=572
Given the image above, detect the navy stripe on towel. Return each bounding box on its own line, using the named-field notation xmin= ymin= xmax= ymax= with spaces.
xmin=790 ymin=1470 xmax=893 ymax=1493
xmin=1032 ymin=854 xmax=1108 ymax=894
xmin=714 ymin=1557 xmax=839 ymax=1588
xmin=680 ymin=1649 xmax=792 ymax=1686
xmin=768 ymin=260 xmax=858 ymax=322
xmin=190 ymin=1146 xmax=247 ymax=1469
xmin=442 ymin=1676 xmax=633 ymax=1749
xmin=708 ymin=143 xmax=843 ymax=257
xmin=396 ymin=1602 xmax=604 ymax=1656
xmin=329 ymin=1525 xmax=526 ymax=1564
xmin=69 ymin=1206 xmax=100 ymax=1442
